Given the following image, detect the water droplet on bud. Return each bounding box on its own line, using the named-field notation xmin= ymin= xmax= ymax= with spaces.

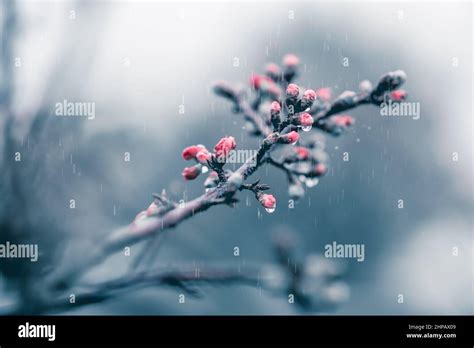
xmin=301 ymin=125 xmax=312 ymax=132
xmin=305 ymin=178 xmax=319 ymax=188
xmin=265 ymin=206 xmax=276 ymax=213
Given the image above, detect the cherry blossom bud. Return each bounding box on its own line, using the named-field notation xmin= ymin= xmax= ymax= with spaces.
xmin=270 ymin=101 xmax=281 ymax=115
xmin=146 ymin=202 xmax=160 ymax=216
xmin=314 ymin=163 xmax=327 ymax=176
xmin=390 ymin=89 xmax=407 ymax=102
xmin=286 ymin=83 xmax=300 ymax=98
xmin=214 ymin=136 xmax=236 ymax=158
xmin=302 ymin=89 xmax=317 ymax=103
xmin=265 ymin=63 xmax=281 ymax=80
xmin=249 ymin=74 xmax=261 ymax=89
xmin=182 ymin=145 xmax=202 ymax=160
xmin=259 ymin=193 xmax=276 ymax=209
xmin=295 ymin=146 xmax=310 ymax=160
xmin=316 ymin=87 xmax=332 ymax=102
xmin=280 ymin=131 xmax=300 ymax=145
xmin=250 ymin=74 xmax=273 ymax=90
xmin=298 ymin=113 xmax=314 ymax=127
xmin=196 ymin=150 xmax=211 ymax=163
xmin=182 ymin=166 xmax=200 ymax=180
xmin=283 ymin=54 xmax=300 ymax=68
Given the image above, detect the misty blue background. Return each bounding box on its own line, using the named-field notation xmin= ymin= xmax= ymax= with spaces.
xmin=1 ymin=1 xmax=472 ymax=314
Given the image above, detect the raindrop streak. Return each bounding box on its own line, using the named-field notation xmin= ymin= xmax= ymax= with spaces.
xmin=301 ymin=125 xmax=312 ymax=132
xmin=305 ymin=178 xmax=319 ymax=188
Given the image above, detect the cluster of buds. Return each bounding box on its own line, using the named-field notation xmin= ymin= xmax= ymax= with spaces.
xmin=277 ymin=133 xmax=329 ymax=200
xmin=187 ymin=54 xmax=407 ymax=213
xmin=122 ymin=54 xmax=408 ymax=315
xmin=181 ymin=136 xmax=237 ymax=181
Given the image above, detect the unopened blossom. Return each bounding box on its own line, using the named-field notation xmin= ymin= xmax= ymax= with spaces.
xmin=214 ymin=136 xmax=236 ymax=158
xmin=302 ymin=89 xmax=317 ymax=103
xmin=265 ymin=63 xmax=281 ymax=78
xmin=196 ymin=150 xmax=211 ymax=163
xmin=283 ymin=54 xmax=300 ymax=68
xmin=298 ymin=113 xmax=314 ymax=127
xmin=286 ymin=83 xmax=300 ymax=98
xmin=315 ymin=88 xmax=332 ymax=102
xmin=280 ymin=131 xmax=300 ymax=145
xmin=295 ymin=147 xmax=310 ymax=160
xmin=182 ymin=166 xmax=200 ymax=180
xmin=182 ymin=145 xmax=202 ymax=160
xmin=259 ymin=193 xmax=276 ymax=209
xmin=250 ymin=74 xmax=273 ymax=90
xmin=314 ymin=163 xmax=327 ymax=176
xmin=270 ymin=101 xmax=281 ymax=115
xmin=390 ymin=89 xmax=407 ymax=102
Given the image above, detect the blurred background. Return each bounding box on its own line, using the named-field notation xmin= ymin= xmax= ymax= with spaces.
xmin=0 ymin=0 xmax=472 ymax=314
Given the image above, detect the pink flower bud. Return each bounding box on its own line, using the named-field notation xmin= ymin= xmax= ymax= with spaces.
xmin=182 ymin=166 xmax=200 ymax=180
xmin=196 ymin=150 xmax=211 ymax=163
xmin=265 ymin=63 xmax=280 ymax=76
xmin=249 ymin=74 xmax=261 ymax=89
xmin=303 ymin=89 xmax=317 ymax=103
xmin=283 ymin=54 xmax=300 ymax=67
xmin=182 ymin=145 xmax=201 ymax=160
xmin=314 ymin=163 xmax=327 ymax=176
xmin=316 ymin=87 xmax=332 ymax=102
xmin=286 ymin=83 xmax=300 ymax=98
xmin=250 ymin=74 xmax=272 ymax=90
xmin=270 ymin=101 xmax=281 ymax=115
xmin=259 ymin=193 xmax=276 ymax=209
xmin=280 ymin=131 xmax=300 ymax=145
xmin=390 ymin=89 xmax=407 ymax=102
xmin=295 ymin=146 xmax=310 ymax=160
xmin=298 ymin=113 xmax=314 ymax=127
xmin=214 ymin=136 xmax=236 ymax=158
